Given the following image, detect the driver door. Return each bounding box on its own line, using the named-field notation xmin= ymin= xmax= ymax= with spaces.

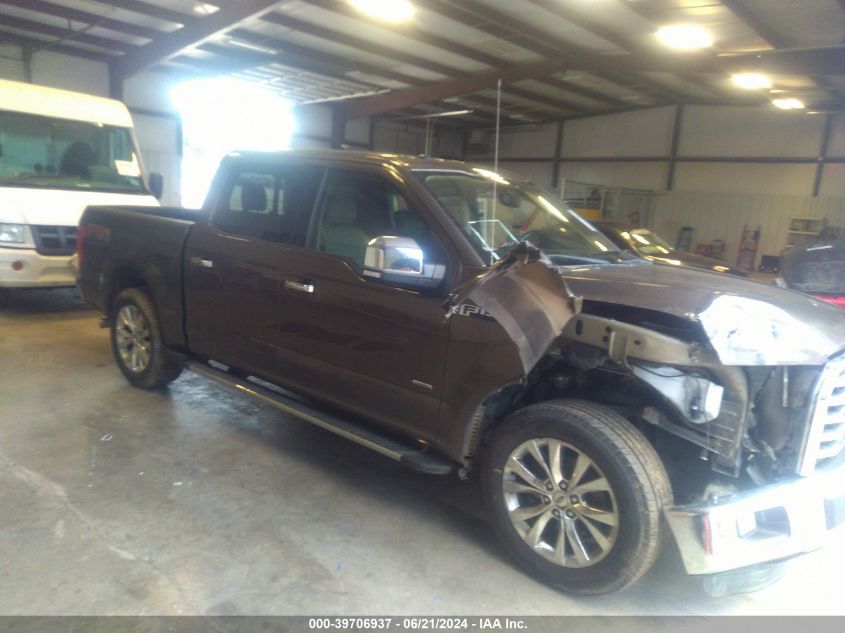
xmin=264 ymin=166 xmax=455 ymax=443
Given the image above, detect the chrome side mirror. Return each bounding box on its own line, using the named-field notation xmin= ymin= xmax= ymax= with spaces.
xmin=363 ymin=235 xmax=446 ymax=290
xmin=365 ymin=236 xmax=424 ymax=276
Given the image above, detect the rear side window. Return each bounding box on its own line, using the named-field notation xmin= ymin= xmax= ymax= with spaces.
xmin=214 ymin=165 xmax=321 ymax=246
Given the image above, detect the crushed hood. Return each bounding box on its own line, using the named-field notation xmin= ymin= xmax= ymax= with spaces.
xmin=563 ymin=263 xmax=845 ymax=366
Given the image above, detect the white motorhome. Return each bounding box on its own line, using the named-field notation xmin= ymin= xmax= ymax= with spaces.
xmin=0 ymin=79 xmax=161 ymax=304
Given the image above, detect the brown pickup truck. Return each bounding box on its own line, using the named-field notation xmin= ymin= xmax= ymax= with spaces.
xmin=78 ymin=150 xmax=845 ymax=596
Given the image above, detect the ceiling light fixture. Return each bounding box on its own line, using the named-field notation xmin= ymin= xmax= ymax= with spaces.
xmin=731 ymin=72 xmax=772 ymax=90
xmin=394 ymin=109 xmax=474 ymax=120
xmin=772 ymin=98 xmax=805 ymax=110
xmin=656 ymin=24 xmax=713 ymax=50
xmin=347 ymin=0 xmax=415 ymax=22
xmin=193 ymin=3 xmax=219 ymax=15
xmin=226 ymin=37 xmax=280 ymax=55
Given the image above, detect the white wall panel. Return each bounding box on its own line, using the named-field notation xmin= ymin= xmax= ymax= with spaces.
xmin=0 ymin=44 xmax=25 ymax=82
xmin=826 ymin=115 xmax=845 ymax=157
xmin=680 ymin=106 xmax=823 ymax=157
xmin=561 ymin=106 xmax=674 ymax=157
xmin=123 ymin=71 xmax=179 ymax=112
xmin=672 ymin=162 xmax=816 ymax=195
xmin=497 ymin=123 xmax=558 ymax=158
xmin=497 ymin=161 xmax=554 ymax=187
xmin=30 ymin=51 xmax=108 ymax=97
xmin=652 ymin=192 xmax=845 ymax=269
xmin=344 ymin=117 xmax=370 ymax=146
xmin=132 ymin=114 xmax=181 ymax=207
xmin=559 ymin=162 xmax=667 ymax=190
xmin=819 ymin=164 xmax=845 ymax=197
xmin=295 ymin=105 xmax=333 ymax=138
xmin=291 ymin=136 xmax=331 ymax=150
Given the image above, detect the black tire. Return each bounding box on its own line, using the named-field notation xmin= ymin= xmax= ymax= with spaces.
xmin=110 ymin=288 xmax=183 ymax=389
xmin=0 ymin=287 xmax=11 ymax=308
xmin=481 ymin=399 xmax=672 ymax=595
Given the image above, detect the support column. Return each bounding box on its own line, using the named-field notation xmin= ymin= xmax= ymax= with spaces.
xmin=665 ymin=104 xmax=684 ymax=191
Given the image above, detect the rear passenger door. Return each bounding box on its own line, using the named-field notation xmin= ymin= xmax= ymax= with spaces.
xmin=269 ymin=166 xmax=455 ymax=443
xmin=183 ymin=162 xmax=323 ymax=375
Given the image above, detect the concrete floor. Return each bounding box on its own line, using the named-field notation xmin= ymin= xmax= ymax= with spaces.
xmin=2 ymin=288 xmax=844 ymax=616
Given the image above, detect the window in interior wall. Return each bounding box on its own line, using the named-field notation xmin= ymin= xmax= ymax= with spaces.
xmin=171 ymin=77 xmax=294 ymax=208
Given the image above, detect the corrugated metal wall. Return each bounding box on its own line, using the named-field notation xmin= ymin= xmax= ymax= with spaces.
xmin=652 ymin=193 xmax=845 ymax=266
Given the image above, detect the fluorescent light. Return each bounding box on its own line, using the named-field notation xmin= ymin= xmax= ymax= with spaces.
xmin=347 ymin=0 xmax=415 ymax=22
xmin=225 ymin=37 xmax=279 ymax=55
xmin=392 ymin=109 xmax=474 ymax=120
xmin=656 ymin=24 xmax=713 ymax=50
xmin=731 ymin=73 xmax=771 ymax=90
xmin=772 ymin=98 xmax=805 ymax=110
xmin=193 ymin=3 xmax=219 ymax=14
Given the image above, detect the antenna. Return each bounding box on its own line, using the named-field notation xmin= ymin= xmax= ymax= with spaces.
xmin=424 ymin=103 xmax=433 ymax=157
xmin=491 ymin=78 xmax=502 ymax=223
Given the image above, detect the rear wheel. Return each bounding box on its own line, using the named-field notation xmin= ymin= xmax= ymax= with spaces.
xmin=481 ymin=399 xmax=672 ymax=595
xmin=110 ymin=288 xmax=183 ymax=389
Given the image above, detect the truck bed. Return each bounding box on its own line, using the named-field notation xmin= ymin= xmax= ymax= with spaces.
xmin=78 ymin=205 xmax=201 ymax=350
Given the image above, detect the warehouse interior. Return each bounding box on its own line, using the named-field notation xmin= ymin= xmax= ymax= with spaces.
xmin=2 ymin=0 xmax=845 ymax=619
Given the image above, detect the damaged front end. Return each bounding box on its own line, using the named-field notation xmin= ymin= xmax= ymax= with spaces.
xmin=450 ymin=245 xmax=845 ymax=580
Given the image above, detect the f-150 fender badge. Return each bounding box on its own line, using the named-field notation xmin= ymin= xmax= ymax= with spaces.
xmin=449 ymin=303 xmax=494 ymax=320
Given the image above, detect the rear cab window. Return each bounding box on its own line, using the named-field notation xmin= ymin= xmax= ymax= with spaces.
xmin=213 ymin=164 xmax=323 ymax=247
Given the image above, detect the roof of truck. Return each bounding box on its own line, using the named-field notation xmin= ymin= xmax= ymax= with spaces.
xmin=224 ymin=149 xmax=517 ymax=176
xmin=0 ymin=78 xmax=133 ymax=128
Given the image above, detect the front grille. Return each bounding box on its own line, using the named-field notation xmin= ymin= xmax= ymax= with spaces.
xmin=800 ymin=357 xmax=845 ymax=474
xmin=32 ymin=225 xmax=77 ymax=256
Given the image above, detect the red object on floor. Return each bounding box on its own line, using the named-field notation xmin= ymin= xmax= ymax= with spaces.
xmin=814 ymin=294 xmax=845 ymax=308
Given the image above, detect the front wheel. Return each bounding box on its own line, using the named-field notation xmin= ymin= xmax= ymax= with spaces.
xmin=110 ymin=288 xmax=183 ymax=389
xmin=481 ymin=400 xmax=672 ymax=595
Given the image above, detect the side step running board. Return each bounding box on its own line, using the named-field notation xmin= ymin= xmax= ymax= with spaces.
xmin=186 ymin=361 xmax=454 ymax=476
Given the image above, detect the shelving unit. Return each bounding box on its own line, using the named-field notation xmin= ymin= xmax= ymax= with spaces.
xmin=786 ymin=217 xmax=824 ymax=248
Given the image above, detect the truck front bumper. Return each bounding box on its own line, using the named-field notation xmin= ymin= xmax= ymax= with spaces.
xmin=665 ymin=456 xmax=845 ymax=575
xmin=0 ymin=247 xmax=77 ymax=288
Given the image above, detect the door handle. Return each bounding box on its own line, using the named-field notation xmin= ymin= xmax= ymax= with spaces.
xmin=284 ymin=280 xmax=315 ymax=294
xmin=190 ymin=256 xmax=214 ymax=269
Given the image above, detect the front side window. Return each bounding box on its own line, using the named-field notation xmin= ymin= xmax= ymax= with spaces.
xmin=313 ymin=169 xmax=443 ymax=269
xmin=0 ymin=110 xmax=145 ymax=193
xmin=214 ymin=166 xmax=318 ymax=245
xmin=414 ymin=169 xmax=620 ymax=266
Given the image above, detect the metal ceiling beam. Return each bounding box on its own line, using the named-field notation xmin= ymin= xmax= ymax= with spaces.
xmin=0 ymin=13 xmax=134 ymax=52
xmin=0 ymin=30 xmax=111 ymax=61
xmin=223 ymin=29 xmax=550 ymax=120
xmin=0 ymin=0 xmax=162 ymax=40
xmin=720 ymin=0 xmax=843 ymax=100
xmin=111 ymin=0 xmax=282 ymax=79
xmin=301 ymin=0 xmax=625 ymax=108
xmin=260 ymin=11 xmax=588 ymax=113
xmin=98 ymin=0 xmax=198 ymax=26
xmin=344 ymin=58 xmax=572 ymax=119
xmin=527 ymin=0 xmax=737 ymax=102
xmin=415 ymin=0 xmax=686 ymax=102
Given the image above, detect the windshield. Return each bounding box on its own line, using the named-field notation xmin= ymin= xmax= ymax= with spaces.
xmin=0 ymin=110 xmax=145 ymax=194
xmin=413 ymin=168 xmax=620 ymax=266
xmin=625 ymin=228 xmax=675 ymax=257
